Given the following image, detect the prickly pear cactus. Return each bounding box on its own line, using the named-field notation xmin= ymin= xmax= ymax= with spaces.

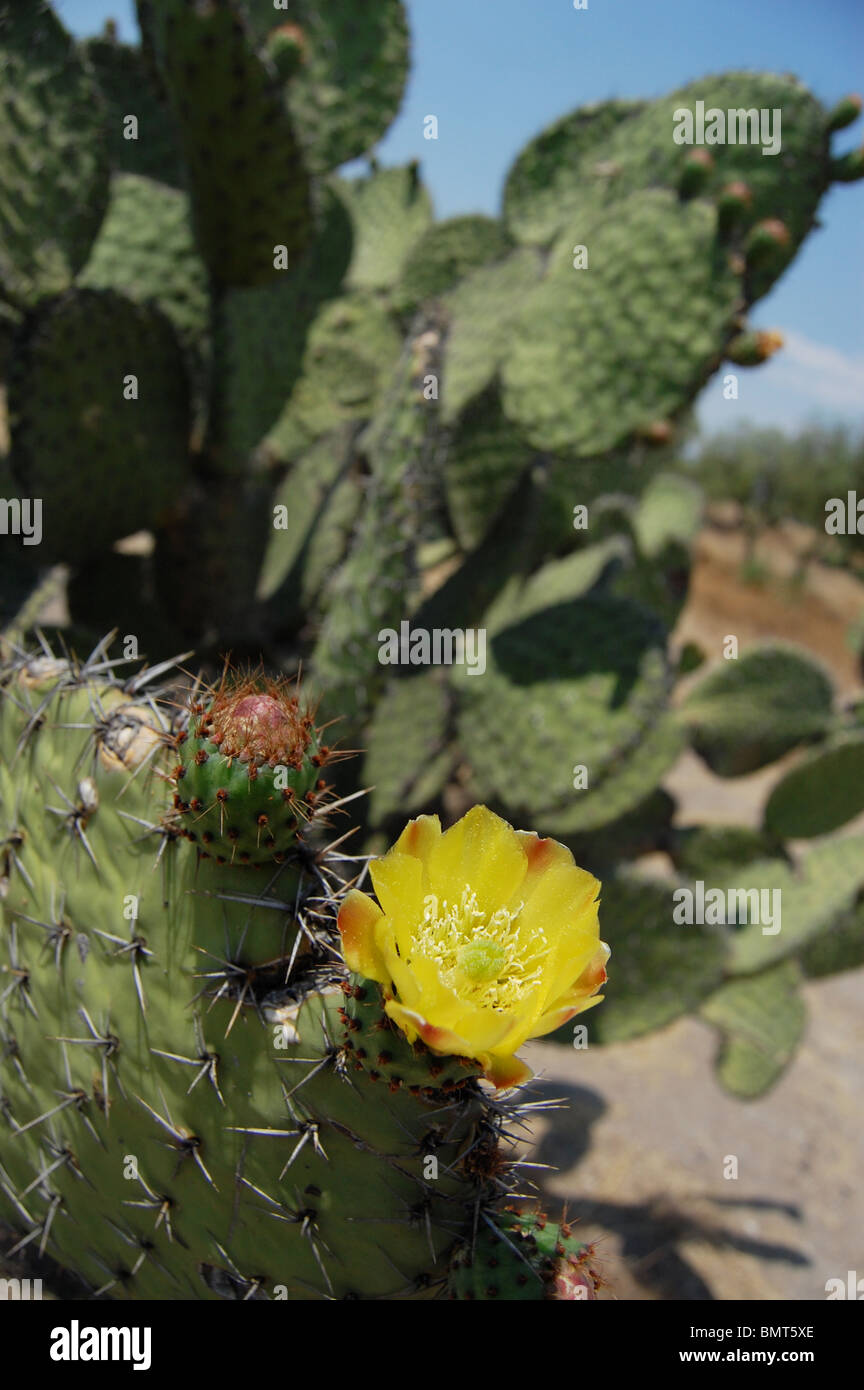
xmin=0 ymin=642 xmax=608 ymax=1300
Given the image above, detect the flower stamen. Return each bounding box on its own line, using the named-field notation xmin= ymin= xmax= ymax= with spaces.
xmin=409 ymin=885 xmax=549 ymax=1011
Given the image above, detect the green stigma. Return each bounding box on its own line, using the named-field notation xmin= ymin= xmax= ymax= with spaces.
xmin=457 ymin=938 xmax=507 ymax=983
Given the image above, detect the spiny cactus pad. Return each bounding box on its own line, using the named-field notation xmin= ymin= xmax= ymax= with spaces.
xmin=700 ymin=960 xmax=807 ymax=1100
xmin=0 ymin=647 xmax=571 ymax=1301
xmin=144 ymin=0 xmax=313 ymax=287
xmin=502 ymin=98 xmax=645 ymax=246
xmin=79 ymin=173 xmax=209 ymax=378
xmin=257 ymin=427 xmax=360 ymax=612
xmin=8 ymin=287 xmax=191 ymax=564
xmin=209 ymin=185 xmax=353 ymax=470
xmin=0 ymin=1 xmax=110 ymax=306
xmin=251 ymin=0 xmax=411 ymax=173
xmin=337 ymin=163 xmax=434 ymax=293
xmin=83 ymin=32 xmax=186 ymax=188
xmin=500 ymin=189 xmax=743 ymax=455
xmin=453 ymin=595 xmax=673 ymax=824
xmin=394 ymin=215 xmax=515 ymax=315
xmin=680 ymin=645 xmax=835 ymax=777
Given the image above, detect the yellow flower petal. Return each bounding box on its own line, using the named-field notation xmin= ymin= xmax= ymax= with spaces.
xmin=383 ymin=999 xmax=474 ymax=1057
xmin=337 ymin=889 xmax=387 ymax=981
xmin=390 ymin=813 xmax=442 ymax=863
xmin=532 ymin=990 xmax=606 ymax=1039
xmin=428 ymin=804 xmax=527 ymax=916
xmin=369 ymin=849 xmax=425 ymax=924
xmin=480 ymin=1051 xmax=534 ymax=1090
xmin=532 ymin=941 xmax=610 ymax=1036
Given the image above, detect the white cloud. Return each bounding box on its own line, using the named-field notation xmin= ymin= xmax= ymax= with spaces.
xmin=770 ymin=331 xmax=864 ymax=409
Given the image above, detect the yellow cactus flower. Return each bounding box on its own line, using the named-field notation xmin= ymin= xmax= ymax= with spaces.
xmin=338 ymin=805 xmax=608 ymax=1089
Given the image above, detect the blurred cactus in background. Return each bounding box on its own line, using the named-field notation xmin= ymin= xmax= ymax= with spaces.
xmin=1 ymin=0 xmax=863 ymax=1299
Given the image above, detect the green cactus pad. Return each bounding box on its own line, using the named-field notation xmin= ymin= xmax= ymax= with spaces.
xmin=394 ymin=216 xmax=515 ymax=315
xmin=509 ymin=73 xmax=828 ymax=305
xmin=250 ymin=0 xmax=410 ymax=173
xmin=453 ymin=594 xmax=674 ymax=825
xmin=680 ymin=644 xmax=835 ymax=777
xmin=363 ymin=671 xmax=453 ymax=826
xmin=762 ymin=733 xmax=864 ymax=839
xmin=171 ymin=672 xmax=331 ymax=865
xmin=537 ymin=714 xmax=685 ymax=838
xmin=265 ymin=291 xmax=402 ymax=466
xmin=311 ymin=327 xmax=441 ymax=724
xmin=500 ymin=189 xmax=742 ymax=456
xmin=79 ymin=174 xmax=209 ymax=378
xmin=562 ymin=788 xmax=677 ymax=876
xmin=8 ymin=287 xmax=191 ymax=564
xmin=0 ymin=646 xmax=532 ymax=1300
xmin=502 ymin=98 xmax=644 ymax=247
xmin=82 ymin=34 xmax=186 ymax=187
xmin=440 ymin=247 xmax=543 ymax=424
xmin=725 ymin=835 xmax=864 ymax=976
xmin=700 ymin=960 xmax=806 ymax=1099
xmin=208 ymin=185 xmax=354 ymax=470
xmin=580 ymin=875 xmax=728 ymax=1044
xmin=337 ymin=163 xmax=434 ymax=293
xmin=257 ymin=427 xmax=360 ymax=611
xmin=633 ymin=472 xmax=703 ymax=556
xmin=443 ymin=386 xmax=535 ymax=550
xmin=483 ymin=537 xmax=631 ymax=636
xmin=0 ymin=1 xmax=110 ymax=306
xmin=448 ymin=1210 xmax=602 ymax=1300
xmin=144 ymin=0 xmax=313 ymax=287
xmin=672 ymin=825 xmax=788 ymax=882
xmin=800 ymin=900 xmax=864 ymax=979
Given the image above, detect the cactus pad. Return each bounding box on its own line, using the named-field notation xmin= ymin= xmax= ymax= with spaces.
xmin=8 ymin=287 xmax=191 ymax=563
xmin=0 ymin=1 xmax=110 ymax=306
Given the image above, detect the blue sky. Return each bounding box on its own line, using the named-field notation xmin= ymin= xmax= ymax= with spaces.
xmin=62 ymin=0 xmax=864 ymax=436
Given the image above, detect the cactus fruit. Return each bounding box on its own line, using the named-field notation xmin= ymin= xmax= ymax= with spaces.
xmin=826 ymin=93 xmax=863 ymax=134
xmin=831 ymin=145 xmax=864 ymax=182
xmin=725 ymin=328 xmax=784 ymax=366
xmin=448 ymin=1210 xmax=603 ymax=1300
xmin=170 ymin=668 xmax=334 ymax=866
xmin=678 ymin=147 xmax=715 ymax=198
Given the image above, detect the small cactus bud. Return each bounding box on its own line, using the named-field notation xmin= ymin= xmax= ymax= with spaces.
xmin=826 ymin=94 xmax=862 ymax=134
xmin=745 ymin=218 xmax=791 ymax=266
xmin=265 ymin=23 xmax=307 ymax=81
xmin=726 ymin=329 xmax=784 ymax=366
xmin=679 ymin=148 xmax=714 ymax=198
xmin=717 ymin=179 xmax=753 ymax=233
xmin=831 ymin=145 xmax=864 ymax=182
xmin=637 ymin=419 xmax=674 ymax=446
